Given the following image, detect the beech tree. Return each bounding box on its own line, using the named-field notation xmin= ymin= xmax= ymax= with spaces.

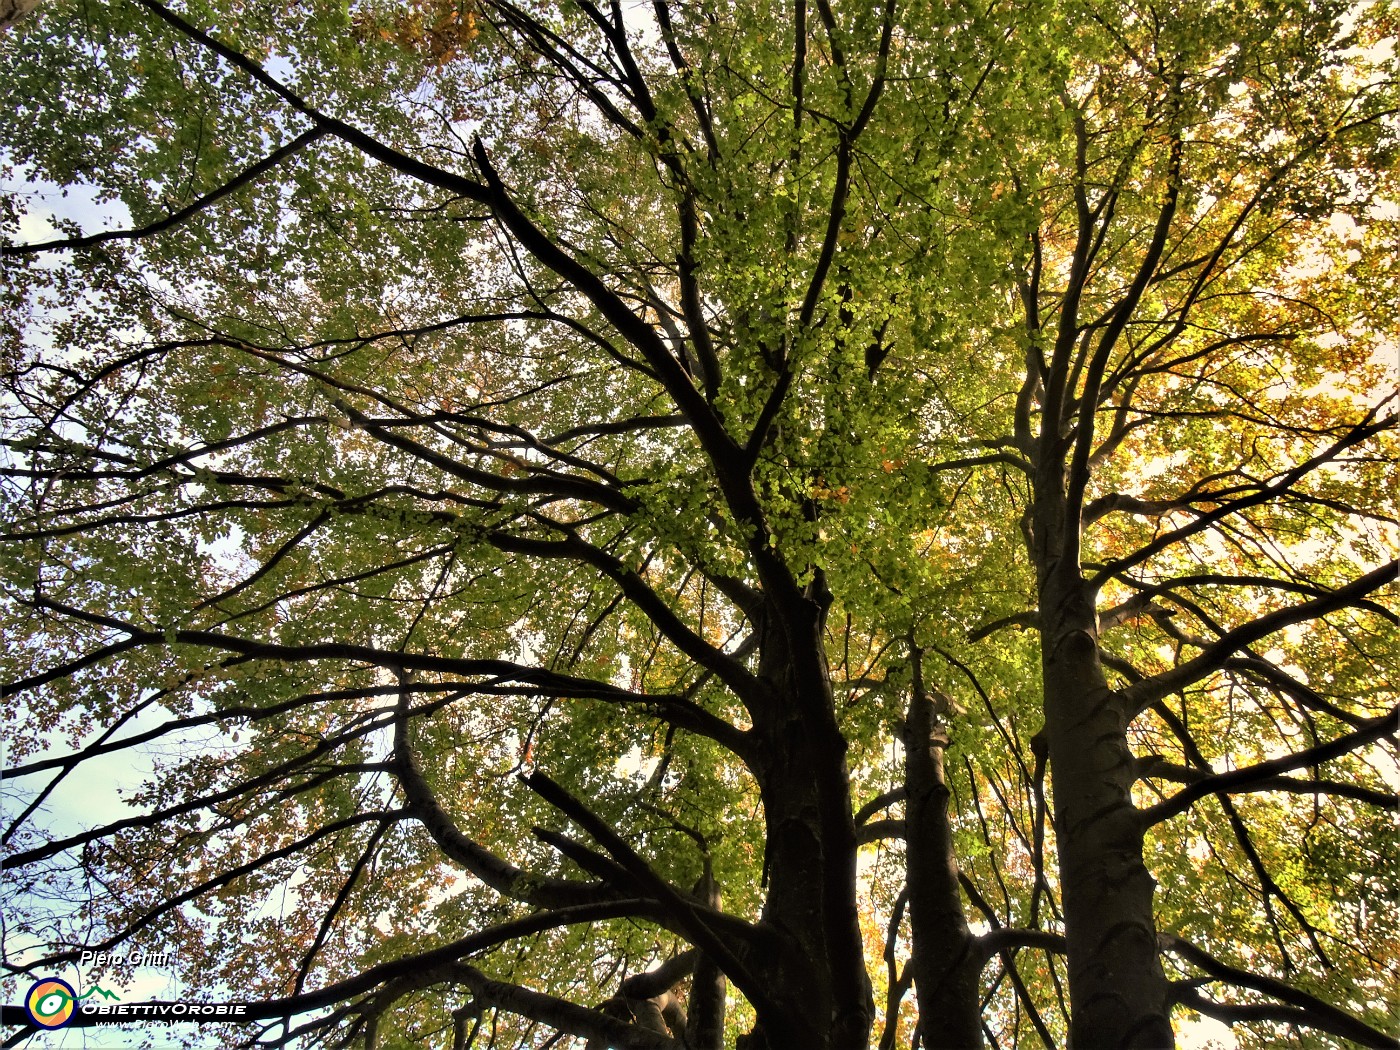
xmin=2 ymin=0 xmax=1397 ymax=1048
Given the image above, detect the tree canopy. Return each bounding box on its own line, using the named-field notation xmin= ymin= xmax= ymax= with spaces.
xmin=2 ymin=0 xmax=1397 ymax=1048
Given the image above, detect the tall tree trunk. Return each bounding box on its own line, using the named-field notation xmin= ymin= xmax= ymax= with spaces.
xmin=903 ymin=650 xmax=984 ymax=1050
xmin=687 ymin=872 xmax=727 ymax=1050
xmin=1038 ymin=562 xmax=1174 ymax=1049
xmin=743 ymin=592 xmax=873 ymax=1050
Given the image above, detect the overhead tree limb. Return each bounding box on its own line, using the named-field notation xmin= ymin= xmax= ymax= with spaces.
xmin=449 ymin=962 xmax=681 ymax=1050
xmin=1136 ymin=756 xmax=1397 ymax=809
xmin=393 ymin=698 xmax=619 ymax=909
xmin=1121 ymin=561 xmax=1399 ymax=716
xmin=2 ymin=127 xmax=329 ymax=256
xmin=247 ymin=901 xmax=664 ymax=1022
xmin=854 ymin=786 xmax=906 ymax=825
xmin=1141 ymin=704 xmax=1400 ymax=825
xmin=1164 ymin=934 xmax=1398 ymax=1049
xmin=1093 ymin=408 xmax=1397 ymax=589
xmin=17 ymin=595 xmax=724 ymax=737
xmin=974 ymin=929 xmax=1067 ymax=964
xmin=520 ymin=769 xmax=769 ymax=1009
xmin=1172 ymin=987 xmax=1398 ymax=1050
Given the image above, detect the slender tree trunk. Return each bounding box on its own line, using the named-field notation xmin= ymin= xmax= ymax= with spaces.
xmin=687 ymin=874 xmax=727 ymax=1050
xmin=903 ymin=652 xmax=984 ymax=1050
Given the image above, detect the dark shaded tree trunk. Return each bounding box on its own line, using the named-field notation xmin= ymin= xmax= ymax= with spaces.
xmin=741 ymin=590 xmax=874 ymax=1050
xmin=903 ymin=650 xmax=984 ymax=1050
xmin=1041 ymin=595 xmax=1173 ymax=1047
xmin=687 ymin=873 xmax=727 ymax=1050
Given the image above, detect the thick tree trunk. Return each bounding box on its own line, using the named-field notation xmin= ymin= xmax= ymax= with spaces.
xmin=743 ymin=593 xmax=874 ymax=1050
xmin=902 ymin=666 xmax=984 ymax=1050
xmin=1039 ymin=568 xmax=1174 ymax=1050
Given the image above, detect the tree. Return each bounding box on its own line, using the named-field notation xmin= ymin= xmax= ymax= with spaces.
xmin=1 ymin=0 xmax=1397 ymax=1047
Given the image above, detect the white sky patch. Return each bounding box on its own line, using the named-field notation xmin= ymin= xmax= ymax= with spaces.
xmin=1177 ymin=1013 xmax=1239 ymax=1049
xmin=1369 ymin=198 xmax=1399 ymax=221
xmin=614 ymin=744 xmax=658 ymax=782
xmin=618 ymin=0 xmax=661 ymax=47
xmin=16 ymin=207 xmax=59 ymax=245
xmin=1 ymin=703 xmax=170 ymax=842
xmin=3 ymin=165 xmax=135 ymax=243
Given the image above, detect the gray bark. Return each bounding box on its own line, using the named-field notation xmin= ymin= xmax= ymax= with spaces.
xmin=0 ymin=0 xmax=39 ymax=31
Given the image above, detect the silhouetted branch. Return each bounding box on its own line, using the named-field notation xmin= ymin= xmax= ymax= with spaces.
xmin=1165 ymin=934 xmax=1398 ymax=1048
xmin=1143 ymin=705 xmax=1400 ymax=825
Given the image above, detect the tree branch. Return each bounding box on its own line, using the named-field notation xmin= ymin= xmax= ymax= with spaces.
xmin=392 ymin=700 xmax=615 ymax=909
xmin=1121 ymin=560 xmax=1398 ymax=715
xmin=520 ymin=769 xmax=769 ymax=1009
xmin=1141 ymin=705 xmax=1400 ymax=825
xmin=1164 ymin=934 xmax=1398 ymax=1048
xmin=2 ymin=127 xmax=328 ymax=256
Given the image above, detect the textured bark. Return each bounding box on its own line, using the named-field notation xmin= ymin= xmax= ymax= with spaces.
xmin=741 ymin=589 xmax=874 ymax=1050
xmin=452 ymin=964 xmax=681 ymax=1050
xmin=0 ymin=0 xmax=39 ymax=31
xmin=686 ymin=875 xmax=727 ymax=1050
xmin=1038 ymin=567 xmax=1174 ymax=1050
xmin=903 ymin=660 xmax=984 ymax=1050
xmin=581 ymin=951 xmax=697 ymax=1050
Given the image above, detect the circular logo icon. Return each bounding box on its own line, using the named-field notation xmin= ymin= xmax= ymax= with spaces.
xmin=25 ymin=977 xmax=77 ymax=1029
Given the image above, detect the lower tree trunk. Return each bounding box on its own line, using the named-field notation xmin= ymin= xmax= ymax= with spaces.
xmin=747 ymin=731 xmax=870 ymax=1050
xmin=687 ymin=873 xmax=727 ymax=1050
xmin=743 ymin=598 xmax=873 ymax=1050
xmin=903 ymin=660 xmax=984 ymax=1050
xmin=1041 ymin=584 xmax=1174 ymax=1050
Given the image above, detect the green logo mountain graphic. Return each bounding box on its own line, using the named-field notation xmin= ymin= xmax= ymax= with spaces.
xmin=76 ymin=985 xmax=121 ymax=1002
